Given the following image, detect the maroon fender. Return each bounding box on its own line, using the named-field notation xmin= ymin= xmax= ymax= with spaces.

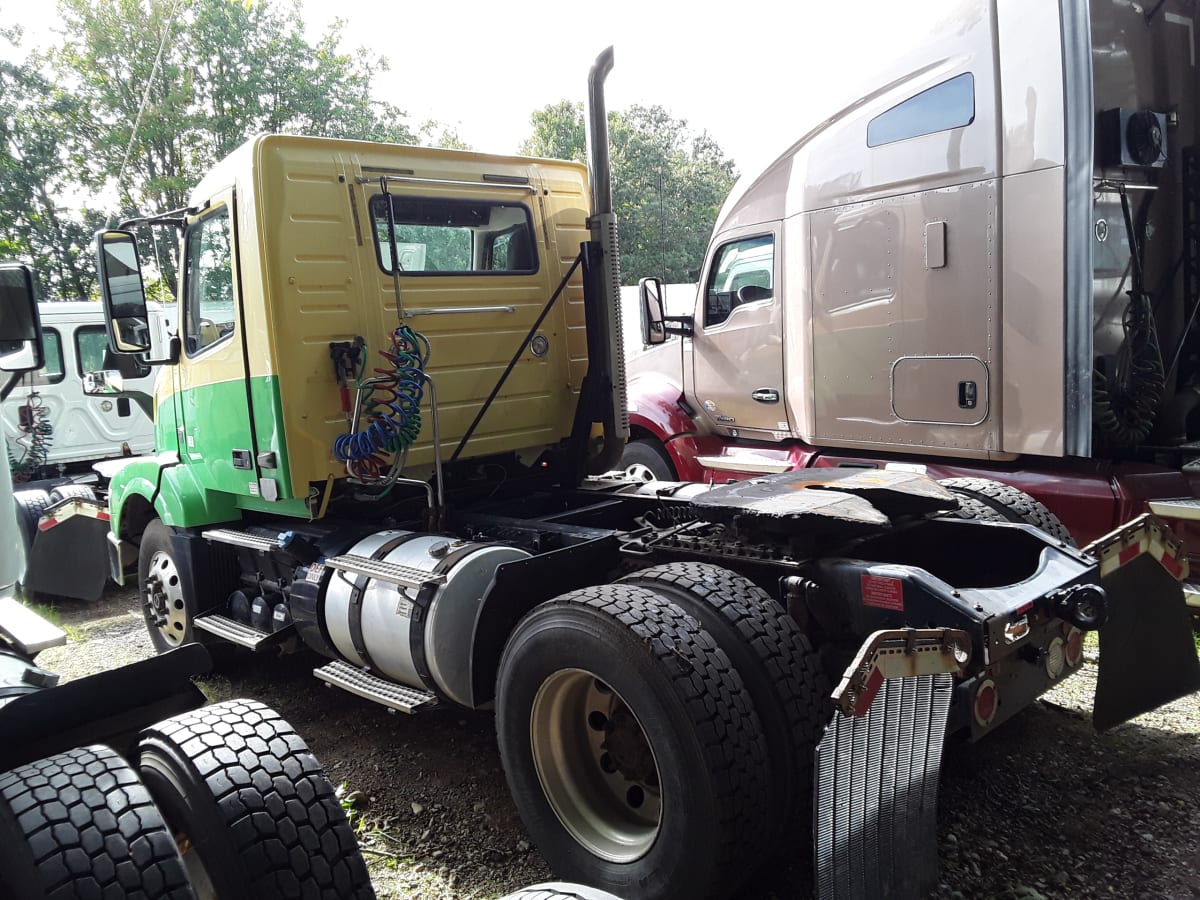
xmin=627 ymin=371 xmax=717 ymax=481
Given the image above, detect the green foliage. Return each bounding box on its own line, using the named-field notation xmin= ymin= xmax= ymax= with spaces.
xmin=521 ymin=101 xmax=737 ymax=284
xmin=3 ymin=0 xmax=466 ymax=298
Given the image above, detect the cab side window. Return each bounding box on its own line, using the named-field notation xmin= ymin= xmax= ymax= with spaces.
xmin=77 ymin=324 xmax=148 ymax=380
xmin=704 ymin=235 xmax=774 ymax=327
xmin=183 ymin=208 xmax=235 ymax=356
xmin=28 ymin=328 xmax=64 ymax=386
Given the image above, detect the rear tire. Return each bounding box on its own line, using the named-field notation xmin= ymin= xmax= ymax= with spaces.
xmin=938 ymin=477 xmax=1076 ymax=546
xmin=0 ymin=745 xmax=194 ymax=900
xmin=496 ymin=584 xmax=770 ymax=900
xmin=618 ymin=562 xmax=829 ymax=850
xmin=618 ymin=439 xmax=675 ymax=482
xmin=498 ymin=884 xmax=626 ymax=900
xmin=13 ymin=488 xmax=51 ymax=552
xmin=138 ymin=698 xmax=374 ymax=900
xmin=48 ymin=483 xmax=98 ymax=504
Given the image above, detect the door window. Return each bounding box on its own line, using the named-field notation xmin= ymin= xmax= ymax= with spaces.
xmin=76 ymin=324 xmax=148 ymax=379
xmin=28 ymin=328 xmax=64 ymax=386
xmin=704 ymin=235 xmax=774 ymax=327
xmin=182 ymin=208 xmax=235 ymax=356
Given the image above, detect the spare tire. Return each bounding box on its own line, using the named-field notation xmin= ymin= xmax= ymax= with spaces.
xmin=138 ymin=698 xmax=374 ymax=900
xmin=0 ymin=744 xmax=194 ymax=900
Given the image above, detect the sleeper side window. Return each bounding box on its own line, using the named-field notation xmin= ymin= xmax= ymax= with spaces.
xmin=28 ymin=328 xmax=64 ymax=386
xmin=867 ymin=73 xmax=976 ymax=148
xmin=370 ymin=196 xmax=538 ymax=275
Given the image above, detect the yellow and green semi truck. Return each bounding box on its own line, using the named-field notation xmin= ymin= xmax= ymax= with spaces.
xmin=62 ymin=49 xmax=1199 ymax=900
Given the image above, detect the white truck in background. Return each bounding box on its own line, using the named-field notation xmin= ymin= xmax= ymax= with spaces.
xmin=2 ymin=300 xmax=172 ymax=480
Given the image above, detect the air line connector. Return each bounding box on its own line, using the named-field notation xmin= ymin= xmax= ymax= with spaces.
xmin=329 ymin=337 xmax=365 ymax=419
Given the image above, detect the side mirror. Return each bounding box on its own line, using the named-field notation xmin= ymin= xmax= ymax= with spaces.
xmin=0 ymin=263 xmax=43 ymax=373
xmin=640 ymin=277 xmax=667 ymax=346
xmin=96 ymin=229 xmax=151 ymax=353
xmin=83 ymin=369 xmax=125 ymax=396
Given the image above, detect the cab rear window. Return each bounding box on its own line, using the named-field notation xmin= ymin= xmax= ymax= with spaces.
xmin=370 ymin=195 xmax=537 ymax=275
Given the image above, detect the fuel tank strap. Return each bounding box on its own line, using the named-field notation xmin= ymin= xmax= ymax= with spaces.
xmin=346 ymin=533 xmax=425 ymax=670
xmin=406 ymin=542 xmax=487 ymax=698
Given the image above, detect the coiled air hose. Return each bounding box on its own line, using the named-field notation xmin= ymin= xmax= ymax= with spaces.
xmin=333 ymin=325 xmax=431 ymax=479
xmin=9 ymin=392 xmax=52 ymax=481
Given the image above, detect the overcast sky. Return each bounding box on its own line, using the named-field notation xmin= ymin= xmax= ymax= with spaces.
xmin=2 ymin=0 xmax=928 ymax=175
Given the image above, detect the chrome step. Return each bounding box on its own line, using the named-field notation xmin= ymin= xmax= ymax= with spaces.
xmin=313 ymin=660 xmax=437 ymax=714
xmin=202 ymin=528 xmax=281 ymax=552
xmin=193 ymin=613 xmax=291 ymax=650
xmin=324 ymin=554 xmax=445 ymax=589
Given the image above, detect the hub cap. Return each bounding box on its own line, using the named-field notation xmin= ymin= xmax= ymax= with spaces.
xmin=623 ymin=461 xmax=659 ymax=483
xmin=145 ymin=551 xmax=188 ymax=646
xmin=530 ymin=669 xmax=663 ymax=862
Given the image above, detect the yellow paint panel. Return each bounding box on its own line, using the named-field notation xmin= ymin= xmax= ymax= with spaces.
xmin=200 ymin=135 xmax=590 ymax=497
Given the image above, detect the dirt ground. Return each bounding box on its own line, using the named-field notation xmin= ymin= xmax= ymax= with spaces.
xmin=32 ymin=586 xmax=1200 ymax=900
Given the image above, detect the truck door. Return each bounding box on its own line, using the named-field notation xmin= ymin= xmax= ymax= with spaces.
xmin=691 ymin=227 xmax=787 ymax=439
xmin=175 ymin=196 xmax=261 ymax=498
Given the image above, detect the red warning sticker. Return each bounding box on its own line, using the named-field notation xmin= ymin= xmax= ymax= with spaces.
xmin=861 ymin=574 xmax=904 ymax=611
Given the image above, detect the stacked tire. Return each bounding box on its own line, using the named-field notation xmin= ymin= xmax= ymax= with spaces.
xmin=0 ymin=700 xmax=374 ymax=900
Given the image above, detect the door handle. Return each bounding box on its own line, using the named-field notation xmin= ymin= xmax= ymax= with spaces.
xmin=751 ymin=388 xmax=780 ymax=404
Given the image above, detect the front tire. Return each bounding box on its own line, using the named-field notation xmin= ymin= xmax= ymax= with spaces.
xmin=618 ymin=439 xmax=675 ymax=482
xmin=139 ymin=518 xmax=199 ymax=653
xmin=137 ymin=699 xmax=374 ymax=900
xmin=496 ymin=584 xmax=770 ymax=900
xmin=0 ymin=745 xmax=195 ymax=900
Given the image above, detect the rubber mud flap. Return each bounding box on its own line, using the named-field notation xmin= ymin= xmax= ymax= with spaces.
xmin=22 ymin=504 xmax=110 ymax=601
xmin=1094 ymin=555 xmax=1200 ymax=730
xmin=814 ymin=672 xmax=953 ymax=900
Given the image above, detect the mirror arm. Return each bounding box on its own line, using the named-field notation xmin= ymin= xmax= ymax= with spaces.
xmin=0 ymin=371 xmax=20 ymax=403
xmin=663 ymin=315 xmax=695 ymax=338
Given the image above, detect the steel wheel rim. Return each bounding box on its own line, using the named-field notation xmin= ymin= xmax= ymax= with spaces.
xmin=145 ymin=550 xmax=188 ymax=646
xmin=530 ymin=668 xmax=663 ymax=862
xmin=624 ymin=462 xmax=659 ymax=483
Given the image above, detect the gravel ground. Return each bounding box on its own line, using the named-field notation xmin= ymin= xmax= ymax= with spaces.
xmin=29 ymin=587 xmax=1200 ymax=900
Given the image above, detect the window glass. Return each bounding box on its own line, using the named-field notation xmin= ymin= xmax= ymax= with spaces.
xmin=28 ymin=328 xmax=64 ymax=386
xmin=183 ymin=208 xmax=235 ymax=356
xmin=867 ymin=73 xmax=976 ymax=148
xmin=704 ymin=235 xmax=774 ymax=327
xmin=76 ymin=324 xmax=148 ymax=379
xmin=370 ymin=196 xmax=537 ymax=275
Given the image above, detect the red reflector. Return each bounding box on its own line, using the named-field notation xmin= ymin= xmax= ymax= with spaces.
xmin=1118 ymin=544 xmax=1142 ymax=567
xmin=97 ymin=510 xmax=111 ymax=521
xmin=37 ymin=516 xmax=59 ymax=532
xmin=1015 ymin=600 xmax=1035 ymax=615
xmin=853 ymin=666 xmax=885 ymax=717
xmin=973 ymin=679 xmax=998 ymax=727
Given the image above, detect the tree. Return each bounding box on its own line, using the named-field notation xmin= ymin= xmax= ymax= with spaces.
xmin=521 ymin=101 xmax=736 ymax=284
xmin=0 ymin=27 xmax=102 ymax=300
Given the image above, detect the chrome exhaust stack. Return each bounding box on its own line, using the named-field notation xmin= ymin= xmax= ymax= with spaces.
xmin=583 ymin=46 xmax=629 ymax=474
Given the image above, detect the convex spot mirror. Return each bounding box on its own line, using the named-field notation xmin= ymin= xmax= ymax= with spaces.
xmin=96 ymin=229 xmax=151 ymax=353
xmin=0 ymin=263 xmax=44 ymax=373
xmin=83 ymin=370 xmax=125 ymax=396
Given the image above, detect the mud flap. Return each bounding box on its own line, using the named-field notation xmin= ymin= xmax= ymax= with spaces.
xmin=1085 ymin=515 xmax=1200 ymax=730
xmin=815 ymin=629 xmax=967 ymax=900
xmin=22 ymin=499 xmax=111 ymax=602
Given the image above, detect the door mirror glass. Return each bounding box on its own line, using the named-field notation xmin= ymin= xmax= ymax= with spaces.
xmin=640 ymin=276 xmax=667 ymax=346
xmin=83 ymin=369 xmax=125 ymax=396
xmin=96 ymin=230 xmax=152 ymax=353
xmin=0 ymin=263 xmax=43 ymax=373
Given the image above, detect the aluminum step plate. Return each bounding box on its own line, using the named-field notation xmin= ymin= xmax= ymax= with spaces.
xmin=1147 ymin=497 xmax=1200 ymax=520
xmin=313 ymin=660 xmax=437 ymax=714
xmin=324 ymin=554 xmax=445 ymax=589
xmin=193 ymin=613 xmax=285 ymax=650
xmin=202 ymin=528 xmax=281 ymax=552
